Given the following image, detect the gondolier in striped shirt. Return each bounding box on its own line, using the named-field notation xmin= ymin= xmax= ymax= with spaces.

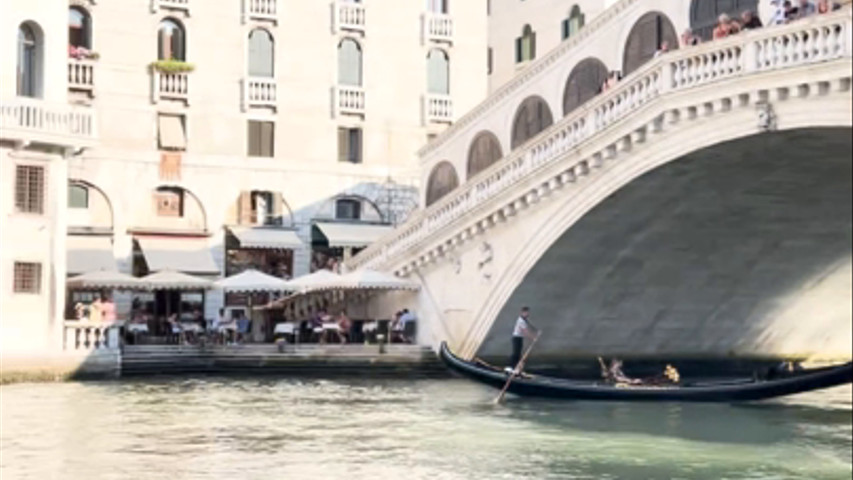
xmin=508 ymin=306 xmax=539 ymax=373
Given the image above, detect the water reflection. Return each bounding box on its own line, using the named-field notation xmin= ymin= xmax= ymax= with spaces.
xmin=1 ymin=379 xmax=850 ymax=480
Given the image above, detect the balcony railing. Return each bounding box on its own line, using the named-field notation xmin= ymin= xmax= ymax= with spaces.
xmin=151 ymin=0 xmax=190 ymax=14
xmin=335 ymin=85 xmax=365 ymax=116
xmin=423 ymin=13 xmax=453 ymax=44
xmin=243 ymin=77 xmax=277 ymax=110
xmin=333 ymin=1 xmax=365 ymax=33
xmin=244 ymin=0 xmax=277 ymax=22
xmin=424 ymin=94 xmax=453 ymax=124
xmin=0 ymin=97 xmax=97 ymax=147
xmin=64 ymin=322 xmax=121 ymax=351
xmin=349 ymin=9 xmax=853 ymax=272
xmin=152 ymin=71 xmax=190 ymax=104
xmin=68 ymin=59 xmax=95 ymax=94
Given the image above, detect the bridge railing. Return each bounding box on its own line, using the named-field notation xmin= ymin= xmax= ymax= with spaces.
xmin=349 ymin=9 xmax=853 ymax=272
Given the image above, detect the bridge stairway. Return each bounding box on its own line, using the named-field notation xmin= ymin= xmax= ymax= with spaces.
xmin=120 ymin=344 xmax=449 ymax=378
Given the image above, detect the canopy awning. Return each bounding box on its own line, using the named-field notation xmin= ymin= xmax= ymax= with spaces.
xmin=214 ymin=269 xmax=289 ymax=293
xmin=313 ymin=222 xmax=393 ymax=249
xmin=66 ymin=270 xmax=144 ymax=290
xmin=67 ymin=235 xmax=116 ymax=275
xmin=136 ymin=237 xmax=219 ymax=275
xmin=327 ymin=269 xmax=420 ymax=291
xmin=230 ymin=227 xmax=302 ymax=250
xmin=139 ymin=270 xmax=214 ymax=290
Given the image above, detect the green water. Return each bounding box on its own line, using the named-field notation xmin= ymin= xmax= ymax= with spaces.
xmin=1 ymin=378 xmax=850 ymax=479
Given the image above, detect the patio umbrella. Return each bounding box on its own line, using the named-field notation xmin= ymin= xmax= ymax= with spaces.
xmin=66 ymin=270 xmax=145 ymax=290
xmin=214 ymin=269 xmax=289 ymax=293
xmin=139 ymin=270 xmax=214 ymax=290
xmin=283 ymin=269 xmax=342 ymax=294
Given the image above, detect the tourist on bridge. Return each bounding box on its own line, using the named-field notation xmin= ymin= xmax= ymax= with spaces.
xmin=713 ymin=14 xmax=741 ymax=39
xmin=740 ymin=10 xmax=763 ymax=30
xmin=817 ymin=0 xmax=841 ymax=13
xmin=508 ymin=306 xmax=539 ymax=373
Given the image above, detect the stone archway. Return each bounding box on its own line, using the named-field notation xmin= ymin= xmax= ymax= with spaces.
xmin=426 ymin=161 xmax=460 ymax=206
xmin=622 ymin=11 xmax=678 ymax=76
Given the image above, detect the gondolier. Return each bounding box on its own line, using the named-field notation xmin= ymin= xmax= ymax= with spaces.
xmin=509 ymin=306 xmax=538 ymax=372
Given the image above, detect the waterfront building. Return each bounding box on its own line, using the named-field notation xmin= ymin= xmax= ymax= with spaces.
xmin=1 ymin=0 xmax=488 ymax=364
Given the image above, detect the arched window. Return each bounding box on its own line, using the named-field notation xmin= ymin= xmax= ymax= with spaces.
xmin=563 ymin=57 xmax=609 ymax=116
xmin=69 ymin=7 xmax=92 ymax=49
xmin=158 ymin=18 xmax=186 ymax=61
xmin=689 ymin=0 xmax=758 ymax=41
xmin=427 ymin=49 xmax=449 ymax=95
xmin=425 ymin=161 xmax=459 ymax=206
xmin=622 ymin=12 xmax=677 ymax=76
xmin=561 ymin=5 xmax=585 ymax=40
xmin=17 ymin=23 xmax=40 ymax=98
xmin=511 ymin=96 xmax=553 ymax=149
xmin=338 ymin=38 xmax=362 ymax=86
xmin=248 ymin=28 xmax=274 ymax=77
xmin=68 ymin=183 xmax=90 ymax=209
xmin=515 ymin=25 xmax=536 ymax=63
xmin=467 ymin=131 xmax=503 ymax=178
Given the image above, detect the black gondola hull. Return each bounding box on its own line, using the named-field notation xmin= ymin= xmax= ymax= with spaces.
xmin=439 ymin=342 xmax=853 ymax=402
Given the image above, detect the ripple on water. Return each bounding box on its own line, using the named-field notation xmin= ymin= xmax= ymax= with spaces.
xmin=0 ymin=379 xmax=850 ymax=480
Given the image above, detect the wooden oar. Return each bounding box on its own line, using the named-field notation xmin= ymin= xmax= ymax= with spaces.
xmin=494 ymin=332 xmax=541 ymax=405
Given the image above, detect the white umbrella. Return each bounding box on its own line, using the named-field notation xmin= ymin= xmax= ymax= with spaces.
xmin=283 ymin=269 xmax=342 ymax=294
xmin=140 ymin=270 xmax=213 ymax=290
xmin=214 ymin=269 xmax=288 ymax=293
xmin=327 ymin=269 xmax=420 ymax=291
xmin=67 ymin=270 xmax=145 ymax=290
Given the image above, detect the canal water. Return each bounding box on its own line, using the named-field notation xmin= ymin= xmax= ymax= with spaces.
xmin=1 ymin=378 xmax=850 ymax=480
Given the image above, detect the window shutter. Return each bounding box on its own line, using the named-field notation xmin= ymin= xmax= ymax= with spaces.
xmin=530 ymin=32 xmax=536 ymax=60
xmin=338 ymin=128 xmax=349 ymax=162
xmin=351 ymin=128 xmax=363 ymax=163
xmin=238 ymin=191 xmax=253 ymax=225
xmin=261 ymin=122 xmax=274 ymax=157
xmin=562 ymin=19 xmax=569 ymax=40
xmin=515 ymin=37 xmax=522 ymax=63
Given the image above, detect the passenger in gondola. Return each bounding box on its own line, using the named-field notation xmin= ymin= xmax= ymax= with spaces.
xmin=607 ymin=359 xmax=643 ymax=385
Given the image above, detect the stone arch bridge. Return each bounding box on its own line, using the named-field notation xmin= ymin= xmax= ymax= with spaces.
xmin=349 ymin=6 xmax=853 ymax=363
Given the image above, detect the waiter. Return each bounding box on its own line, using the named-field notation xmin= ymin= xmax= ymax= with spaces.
xmin=509 ymin=306 xmax=539 ymax=372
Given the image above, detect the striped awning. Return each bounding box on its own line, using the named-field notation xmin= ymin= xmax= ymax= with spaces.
xmin=230 ymin=227 xmax=302 ymax=250
xmin=67 ymin=235 xmax=116 ymax=275
xmin=313 ymin=222 xmax=393 ymax=248
xmin=136 ymin=237 xmax=219 ymax=274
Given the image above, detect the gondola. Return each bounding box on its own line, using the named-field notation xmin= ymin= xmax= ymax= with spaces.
xmin=439 ymin=342 xmax=853 ymax=402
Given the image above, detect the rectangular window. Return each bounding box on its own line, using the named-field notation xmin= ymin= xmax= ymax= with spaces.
xmin=336 ymin=199 xmax=361 ymax=220
xmin=247 ymin=120 xmax=275 ymax=157
xmin=15 ymin=165 xmax=45 ymax=214
xmin=337 ymin=127 xmax=362 ymax=164
xmin=157 ymin=114 xmax=187 ymax=151
xmin=13 ymin=262 xmax=42 ymax=294
xmin=487 ymin=47 xmax=493 ymax=75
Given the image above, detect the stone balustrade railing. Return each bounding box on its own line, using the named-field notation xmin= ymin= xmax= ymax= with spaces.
xmin=334 ymin=1 xmax=365 ymax=33
xmin=425 ymin=94 xmax=453 ymax=123
xmin=68 ymin=59 xmax=95 ymax=93
xmin=153 ymin=71 xmax=190 ymax=104
xmin=64 ymin=322 xmax=121 ymax=352
xmin=245 ymin=0 xmax=277 ymax=22
xmin=424 ymin=13 xmax=453 ymax=44
xmin=336 ymin=85 xmax=366 ymax=116
xmin=349 ymin=10 xmax=853 ymax=273
xmin=0 ymin=97 xmax=97 ymax=146
xmin=152 ymin=0 xmax=190 ymax=13
xmin=244 ymin=77 xmax=277 ymax=110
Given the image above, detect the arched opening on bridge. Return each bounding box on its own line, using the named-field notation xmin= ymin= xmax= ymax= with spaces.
xmin=467 ymin=131 xmax=503 ymax=179
xmin=563 ymin=57 xmax=609 ymax=116
xmin=425 ymin=161 xmax=460 ymax=206
xmin=511 ymin=95 xmax=553 ymax=150
xmin=622 ymin=11 xmax=678 ymax=76
xmin=690 ymin=0 xmax=759 ymax=41
xmin=478 ymin=128 xmax=853 ymax=364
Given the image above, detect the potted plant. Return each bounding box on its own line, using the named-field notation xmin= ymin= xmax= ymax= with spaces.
xmin=149 ymin=59 xmax=196 ymax=74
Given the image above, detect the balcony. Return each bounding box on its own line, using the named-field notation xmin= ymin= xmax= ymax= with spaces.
xmin=334 ymin=85 xmax=365 ymax=117
xmin=423 ymin=94 xmax=453 ymax=124
xmin=151 ymin=0 xmax=189 ymax=14
xmin=422 ymin=13 xmax=453 ymax=44
xmin=243 ymin=77 xmax=277 ymax=110
xmin=68 ymin=59 xmax=96 ymax=95
xmin=244 ymin=0 xmax=277 ymax=23
xmin=332 ymin=1 xmax=365 ymax=34
xmin=0 ymin=97 xmax=98 ymax=149
xmin=152 ymin=71 xmax=190 ymax=104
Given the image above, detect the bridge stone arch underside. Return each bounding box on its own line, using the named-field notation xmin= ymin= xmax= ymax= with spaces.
xmin=420 ymin=75 xmax=853 ymax=363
